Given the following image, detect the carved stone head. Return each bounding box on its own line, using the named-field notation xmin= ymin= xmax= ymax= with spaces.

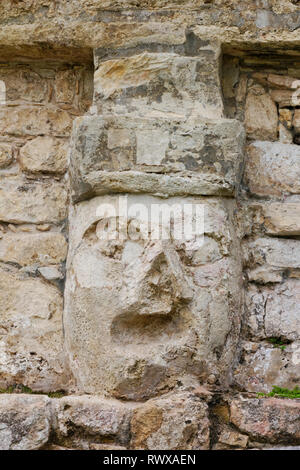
xmin=64 ymin=195 xmax=242 ymax=399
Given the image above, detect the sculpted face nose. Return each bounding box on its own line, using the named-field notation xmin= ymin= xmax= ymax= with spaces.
xmin=120 ymin=240 xmax=193 ymax=316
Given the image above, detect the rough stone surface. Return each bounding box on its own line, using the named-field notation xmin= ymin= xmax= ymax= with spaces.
xmin=245 ymin=88 xmax=278 ymax=141
xmin=245 ymin=142 xmax=300 ymax=196
xmin=0 ymin=143 xmax=13 ymax=168
xmin=246 ymin=281 xmax=300 ymax=341
xmin=130 ymin=392 xmax=210 ymax=450
xmin=0 ymin=176 xmax=68 ymax=224
xmin=19 ymin=137 xmax=69 ymax=175
xmin=259 ymin=203 xmax=300 ymax=236
xmin=233 ymin=342 xmax=299 ymax=393
xmin=230 ymin=398 xmax=300 ymax=444
xmin=0 ymin=394 xmax=51 ymax=450
xmin=0 ymin=268 xmax=68 ymax=392
xmin=70 ymin=115 xmax=245 ymax=200
xmin=53 ymin=396 xmax=132 ymax=449
xmin=0 ymin=232 xmax=67 ymax=267
xmin=94 ymin=48 xmax=224 ymax=120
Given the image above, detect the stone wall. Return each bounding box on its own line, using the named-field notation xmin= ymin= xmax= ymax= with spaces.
xmin=0 ymin=0 xmax=299 ymax=450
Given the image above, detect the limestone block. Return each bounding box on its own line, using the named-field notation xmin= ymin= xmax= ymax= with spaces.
xmin=215 ymin=428 xmax=249 ymax=450
xmin=0 ymin=268 xmax=68 ymax=391
xmin=0 ymin=68 xmax=48 ymax=103
xmin=0 ymin=232 xmax=67 ymax=267
xmin=245 ymin=87 xmax=278 ymax=140
xmin=233 ymin=342 xmax=299 ymax=393
xmin=53 ymin=396 xmax=132 ymax=449
xmin=0 ymin=395 xmax=51 ymax=450
xmin=55 ymin=69 xmax=76 ymax=104
xmin=270 ymin=89 xmax=300 ymax=107
xmin=245 ymin=142 xmax=300 ymax=196
xmin=246 ymin=281 xmax=300 ymax=341
xmin=130 ymin=392 xmax=210 ymax=450
xmin=0 ymin=176 xmax=68 ymax=224
xmin=94 ymin=48 xmax=224 ymax=119
xmin=64 ymin=195 xmax=242 ymax=398
xmin=293 ymin=108 xmax=300 ymax=133
xmin=230 ymin=397 xmax=300 ymax=444
xmin=260 ymin=203 xmax=300 ymax=236
xmin=246 ymin=237 xmax=300 ymax=271
xmin=0 ymin=143 xmax=13 ymax=168
xmin=70 ymin=115 xmax=244 ymax=201
xmin=0 ymin=106 xmax=72 ymax=137
xmin=19 ymin=137 xmax=69 ymax=174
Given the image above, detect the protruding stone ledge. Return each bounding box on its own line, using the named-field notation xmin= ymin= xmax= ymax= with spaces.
xmin=70 ymin=115 xmax=245 ymax=202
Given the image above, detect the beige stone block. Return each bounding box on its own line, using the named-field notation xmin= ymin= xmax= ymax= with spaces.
xmin=0 ymin=269 xmax=68 ymax=391
xmin=233 ymin=342 xmax=299 ymax=393
xmin=0 ymin=395 xmax=51 ymax=450
xmin=136 ymin=129 xmax=169 ymax=165
xmin=261 ymin=203 xmax=300 ymax=236
xmin=0 ymin=176 xmax=68 ymax=224
xmin=0 ymin=232 xmax=67 ymax=267
xmin=279 ymin=108 xmax=293 ymax=128
xmin=270 ymin=89 xmax=300 ymax=107
xmin=0 ymin=68 xmax=48 ymax=103
xmin=245 ymin=89 xmax=278 ymax=140
xmin=131 ymin=392 xmax=210 ymax=450
xmin=0 ymin=106 xmax=72 ymax=137
xmin=293 ymin=108 xmax=300 ymax=133
xmin=278 ymin=123 xmax=293 ymax=143
xmin=70 ymin=115 xmax=244 ymax=201
xmin=19 ymin=136 xmax=68 ymax=174
xmin=230 ymin=397 xmax=300 ymax=443
xmin=246 ymin=280 xmax=300 ymax=341
xmin=94 ymin=51 xmax=224 ymax=120
xmin=55 ymin=70 xmax=76 ymax=104
xmin=0 ymin=143 xmax=13 ymax=168
xmin=217 ymin=429 xmax=249 ymax=449
xmin=245 ymin=142 xmax=300 ymax=196
xmin=53 ymin=396 xmax=132 ymax=449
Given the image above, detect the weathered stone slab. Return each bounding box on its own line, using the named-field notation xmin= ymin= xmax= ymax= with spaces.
xmin=230 ymin=397 xmax=300 ymax=444
xmin=246 ymin=237 xmax=300 ymax=271
xmin=19 ymin=136 xmax=69 ymax=175
xmin=0 ymin=176 xmax=68 ymax=224
xmin=0 ymin=232 xmax=67 ymax=267
xmin=131 ymin=392 xmax=210 ymax=450
xmin=94 ymin=46 xmax=224 ymax=119
xmin=64 ymin=195 xmax=242 ymax=398
xmin=245 ymin=142 xmax=300 ymax=196
xmin=70 ymin=115 xmax=245 ymax=201
xmin=53 ymin=396 xmax=132 ymax=449
xmin=0 ymin=394 xmax=51 ymax=450
xmin=0 ymin=143 xmax=13 ymax=169
xmin=0 ymin=268 xmax=68 ymax=392
xmin=245 ymin=86 xmax=278 ymax=141
xmin=0 ymin=68 xmax=48 ymax=103
xmin=246 ymin=281 xmax=300 ymax=341
xmin=260 ymin=203 xmax=300 ymax=236
xmin=233 ymin=342 xmax=299 ymax=393
xmin=0 ymin=106 xmax=72 ymax=137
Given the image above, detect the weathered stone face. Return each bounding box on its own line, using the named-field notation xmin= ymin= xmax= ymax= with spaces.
xmin=64 ymin=195 xmax=242 ymax=399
